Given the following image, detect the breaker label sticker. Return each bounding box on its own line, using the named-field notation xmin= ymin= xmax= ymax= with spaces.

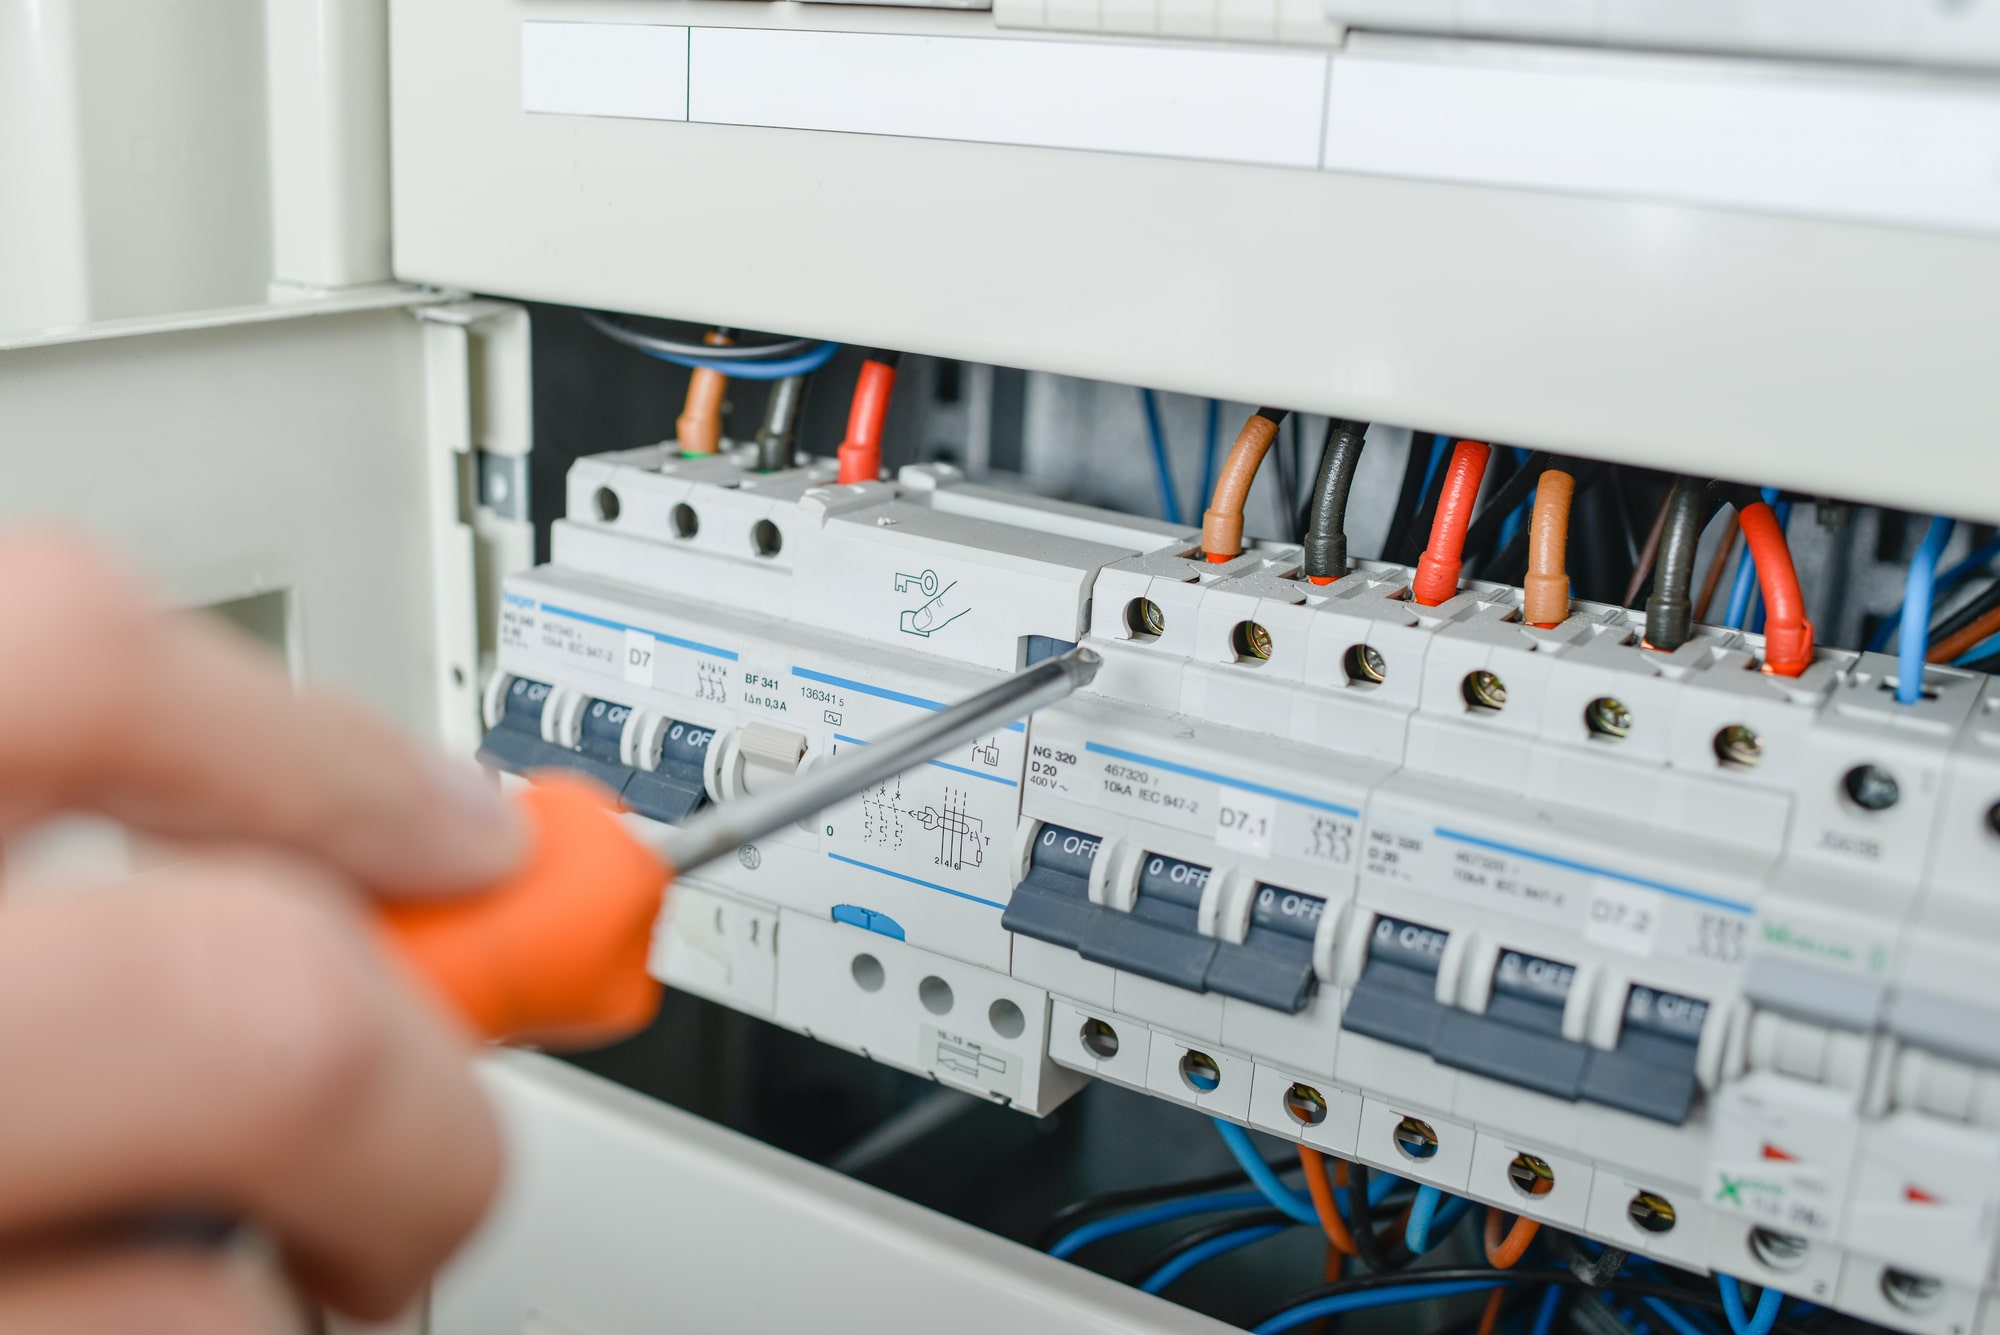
xmin=1585 ymin=878 xmax=1662 ymax=956
xmin=921 ymin=1024 xmax=1022 ymax=1100
xmin=1712 ymin=1161 xmax=1839 ymax=1240
xmin=622 ymin=629 xmax=656 ymax=686
xmin=1030 ymin=734 xmax=1359 ymax=871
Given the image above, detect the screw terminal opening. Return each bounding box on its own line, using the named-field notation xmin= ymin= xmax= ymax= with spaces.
xmin=1125 ymin=598 xmax=1165 ymax=639
xmin=1392 ymin=1115 xmax=1440 ymax=1161
xmin=1627 ymin=1192 xmax=1676 ymax=1234
xmin=1231 ymin=620 xmax=1273 ymax=662
xmin=1715 ymin=725 xmax=1764 ymax=769
xmin=1344 ymin=644 xmax=1387 ymax=687
xmin=1079 ymin=1018 xmax=1120 ymax=1059
xmin=1284 ymin=1083 xmax=1329 ymax=1127
xmin=670 ymin=502 xmax=699 ymax=539
xmin=1463 ymin=671 xmax=1508 ymax=712
xmin=1843 ymin=763 xmax=1900 ymax=812
xmin=1586 ymin=697 xmax=1633 ymax=740
xmin=850 ymin=954 xmax=885 ymax=993
xmin=1880 ymin=1269 xmax=1944 ymax=1316
xmin=593 ymin=487 xmax=621 ymax=522
xmin=1178 ymin=1049 xmax=1222 ymax=1093
xmin=918 ymin=975 xmax=954 ymax=1016
xmin=1507 ymin=1152 xmax=1555 ymax=1197
xmin=987 ymin=998 xmax=1025 ymax=1039
xmin=1748 ymin=1228 xmax=1810 ymax=1273
xmin=751 ymin=519 xmax=782 ymax=557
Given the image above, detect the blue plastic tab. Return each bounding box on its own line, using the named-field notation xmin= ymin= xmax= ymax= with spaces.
xmin=832 ymin=905 xmax=907 ymax=940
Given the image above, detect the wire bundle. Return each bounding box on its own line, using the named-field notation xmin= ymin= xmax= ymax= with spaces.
xmin=584 ymin=312 xmax=841 ymax=380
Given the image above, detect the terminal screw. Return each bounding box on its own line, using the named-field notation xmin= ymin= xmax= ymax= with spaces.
xmin=1715 ymin=725 xmax=1764 ymax=769
xmin=1463 ymin=670 xmax=1508 ymax=712
xmin=1586 ymin=697 xmax=1633 ymax=739
xmin=1843 ymin=763 xmax=1900 ymax=812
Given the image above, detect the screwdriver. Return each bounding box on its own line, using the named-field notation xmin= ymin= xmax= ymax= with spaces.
xmin=379 ymin=646 xmax=1102 ymax=1044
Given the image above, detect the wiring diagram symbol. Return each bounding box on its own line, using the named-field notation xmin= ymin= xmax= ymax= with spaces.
xmin=861 ymin=778 xmax=988 ymax=871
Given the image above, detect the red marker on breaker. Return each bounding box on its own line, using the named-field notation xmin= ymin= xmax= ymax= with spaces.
xmin=379 ymin=647 xmax=1100 ymax=1044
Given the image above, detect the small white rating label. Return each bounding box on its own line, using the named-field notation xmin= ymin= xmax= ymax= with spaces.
xmin=1215 ymin=789 xmax=1277 ymax=857
xmin=1585 ymin=878 xmax=1662 ymax=956
xmin=622 ymin=628 xmax=656 ymax=686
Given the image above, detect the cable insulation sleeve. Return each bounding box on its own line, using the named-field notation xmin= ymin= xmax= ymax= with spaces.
xmin=1303 ymin=419 xmax=1369 ymax=583
xmin=1645 ymin=478 xmax=1707 ymax=649
xmin=836 ymin=355 xmax=900 ymax=485
xmin=1738 ymin=500 xmax=1813 ymax=676
xmin=1413 ymin=440 xmax=1494 ymax=605
xmin=1202 ymin=409 xmax=1288 ymax=562
xmin=1899 ymin=516 xmax=1956 ymax=700
xmin=1524 ymin=468 xmax=1576 ymax=627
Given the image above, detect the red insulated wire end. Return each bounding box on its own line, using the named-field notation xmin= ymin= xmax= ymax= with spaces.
xmin=836 ymin=357 xmax=899 ymax=485
xmin=1307 ymin=575 xmax=1337 ymax=586
xmin=1411 ymin=440 xmax=1492 ymax=607
xmin=1739 ymin=500 xmax=1814 ymax=677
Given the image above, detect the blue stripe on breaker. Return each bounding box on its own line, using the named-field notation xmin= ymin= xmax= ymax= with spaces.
xmin=538 ymin=602 xmax=741 ymax=661
xmin=832 ymin=734 xmax=1019 ymax=787
xmin=1082 ymin=742 xmax=1360 ymax=818
xmin=794 ymin=667 xmax=1027 ymax=732
xmin=826 ymin=853 xmax=1008 ymax=909
xmin=1432 ymin=827 xmax=1753 ymax=916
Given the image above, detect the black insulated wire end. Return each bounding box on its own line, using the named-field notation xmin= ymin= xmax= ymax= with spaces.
xmin=1644 ymin=477 xmax=1707 ymax=651
xmin=1302 ymin=419 xmax=1369 ymax=580
xmin=1254 ymin=407 xmax=1290 ymax=426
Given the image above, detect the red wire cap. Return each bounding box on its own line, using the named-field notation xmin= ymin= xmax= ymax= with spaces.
xmin=1761 ymin=618 xmax=1816 ymax=678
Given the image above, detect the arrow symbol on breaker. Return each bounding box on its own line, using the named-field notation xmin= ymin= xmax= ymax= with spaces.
xmin=1905 ymin=1185 xmax=1941 ymax=1204
xmin=1761 ymin=1143 xmax=1797 ymax=1162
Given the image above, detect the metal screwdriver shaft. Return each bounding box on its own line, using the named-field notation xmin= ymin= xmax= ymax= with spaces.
xmin=658 ymin=647 xmax=1101 ymax=876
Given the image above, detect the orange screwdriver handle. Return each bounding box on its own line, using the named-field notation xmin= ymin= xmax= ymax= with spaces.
xmin=375 ymin=773 xmax=674 ymax=1047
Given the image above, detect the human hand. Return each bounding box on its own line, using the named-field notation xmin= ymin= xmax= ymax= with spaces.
xmin=0 ymin=533 xmax=529 ymax=1331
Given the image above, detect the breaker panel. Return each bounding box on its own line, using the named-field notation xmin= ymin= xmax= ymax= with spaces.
xmin=477 ymin=433 xmax=2000 ymax=1335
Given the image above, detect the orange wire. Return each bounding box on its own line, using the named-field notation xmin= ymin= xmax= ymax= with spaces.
xmin=1298 ymin=1146 xmax=1358 ymax=1255
xmin=1930 ymin=601 xmax=2000 ymax=664
xmin=1483 ymin=1206 xmax=1540 ymax=1268
xmin=1476 ymin=1287 xmax=1506 ymax=1335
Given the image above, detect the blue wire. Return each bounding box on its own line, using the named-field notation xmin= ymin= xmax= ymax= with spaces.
xmin=1868 ymin=532 xmax=2000 ymax=652
xmin=1140 ymin=1221 xmax=1288 ymax=1294
xmin=1139 ymin=388 xmax=1183 ymax=526
xmin=1898 ymin=515 xmax=1956 ymax=704
xmin=1196 ymin=398 xmax=1221 ymax=522
xmin=1723 ymin=488 xmax=1780 ymax=630
xmin=1253 ymin=1279 xmax=1507 ymax=1334
xmin=635 ymin=339 xmax=840 ymax=380
xmin=1716 ymin=1276 xmax=1784 ymax=1335
xmin=1404 ymin=1185 xmax=1444 ymax=1253
xmin=1047 ymin=1190 xmax=1269 ymax=1258
xmin=1418 ymin=436 xmax=1448 ymax=507
xmin=1643 ymin=1296 xmax=1719 ymax=1335
xmin=1212 ymin=1120 xmax=1323 ymax=1226
xmin=1531 ymin=1284 xmax=1565 ymax=1335
xmin=1956 ymin=629 xmax=2000 ymax=665
xmin=1368 ymin=1170 xmax=1404 ymax=1207
xmin=1431 ymin=1190 xmax=1472 ymax=1236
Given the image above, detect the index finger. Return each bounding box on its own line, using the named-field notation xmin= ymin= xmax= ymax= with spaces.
xmin=0 ymin=531 xmax=523 ymax=895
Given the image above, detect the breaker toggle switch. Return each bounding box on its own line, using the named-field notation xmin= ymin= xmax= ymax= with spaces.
xmin=1578 ymin=984 xmax=1709 ymax=1125
xmin=1077 ymin=851 xmax=1217 ymax=991
xmin=1432 ymin=948 xmax=1592 ymax=1101
xmin=707 ymin=722 xmax=809 ymax=802
xmin=1340 ymin=914 xmax=1453 ymax=1052
xmin=621 ymin=714 xmax=715 ymax=825
xmin=1205 ymin=883 xmax=1323 ymax=1014
xmin=1001 ymin=822 xmax=1104 ymax=950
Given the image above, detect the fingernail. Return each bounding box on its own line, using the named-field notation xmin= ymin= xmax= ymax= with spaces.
xmin=417 ymin=756 xmax=529 ymax=885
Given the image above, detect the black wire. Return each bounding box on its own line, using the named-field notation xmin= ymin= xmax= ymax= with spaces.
xmin=1341 ymin=1162 xmax=1415 ymax=1274
xmin=1644 ymin=477 xmax=1707 ymax=650
xmin=1247 ymin=1266 xmax=1826 ymax=1335
xmin=1031 ymin=1159 xmax=1297 ymax=1250
xmin=1459 ymin=451 xmax=1553 ymax=575
xmin=1122 ymin=1208 xmax=1293 ymax=1285
xmin=1382 ymin=432 xmax=1441 ymax=564
xmin=1931 ymin=579 xmax=2000 ymax=644
xmin=1964 ymin=649 xmax=2000 ymax=674
xmin=1302 ymin=420 xmax=1370 ymax=580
